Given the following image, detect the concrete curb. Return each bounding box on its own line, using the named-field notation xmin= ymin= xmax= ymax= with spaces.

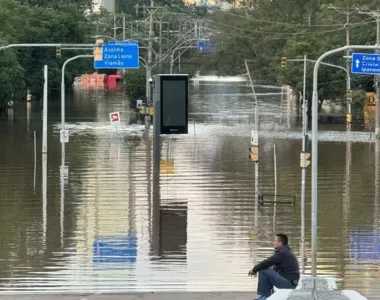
xmin=0 ymin=292 xmax=256 ymax=300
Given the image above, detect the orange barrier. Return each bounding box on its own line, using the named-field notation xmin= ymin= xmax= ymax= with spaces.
xmin=80 ymin=73 xmax=108 ymax=88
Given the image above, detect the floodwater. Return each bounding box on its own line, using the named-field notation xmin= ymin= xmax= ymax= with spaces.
xmin=0 ymin=80 xmax=379 ymax=297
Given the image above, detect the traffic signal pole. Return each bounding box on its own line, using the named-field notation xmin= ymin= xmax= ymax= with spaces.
xmin=244 ymin=60 xmax=260 ymax=209
xmin=300 ymin=54 xmax=307 ymax=274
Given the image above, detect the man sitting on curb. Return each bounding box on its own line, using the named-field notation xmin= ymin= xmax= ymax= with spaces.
xmin=248 ymin=234 xmax=300 ymax=300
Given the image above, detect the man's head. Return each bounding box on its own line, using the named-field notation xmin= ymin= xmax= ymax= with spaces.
xmin=274 ymin=234 xmax=288 ymax=249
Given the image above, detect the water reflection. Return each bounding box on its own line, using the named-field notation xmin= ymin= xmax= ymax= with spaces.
xmin=0 ymin=83 xmax=379 ymax=296
xmin=42 ymin=153 xmax=47 ymax=249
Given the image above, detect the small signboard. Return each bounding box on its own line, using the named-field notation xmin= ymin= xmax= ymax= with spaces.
xmin=110 ymin=112 xmax=120 ymax=123
xmin=197 ymin=40 xmax=217 ymax=53
xmin=136 ymin=99 xmax=143 ymax=109
xmin=60 ymin=129 xmax=69 ymax=143
xmin=251 ymin=130 xmax=258 ymax=146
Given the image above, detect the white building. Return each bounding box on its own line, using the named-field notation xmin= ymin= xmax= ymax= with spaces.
xmin=93 ymin=0 xmax=115 ymax=13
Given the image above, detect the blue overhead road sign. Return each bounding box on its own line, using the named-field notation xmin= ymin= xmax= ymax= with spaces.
xmin=351 ymin=53 xmax=380 ymax=75
xmin=94 ymin=42 xmax=139 ymax=69
xmin=197 ymin=40 xmax=216 ymax=53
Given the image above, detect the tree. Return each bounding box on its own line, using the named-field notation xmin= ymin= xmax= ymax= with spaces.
xmin=205 ymin=0 xmax=379 ymax=109
xmin=0 ymin=50 xmax=25 ymax=108
xmin=0 ymin=0 xmax=94 ymax=102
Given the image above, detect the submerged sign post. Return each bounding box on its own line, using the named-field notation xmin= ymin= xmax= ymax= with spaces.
xmin=110 ymin=112 xmax=120 ymax=132
xmin=351 ymin=53 xmax=380 ymax=75
xmin=94 ymin=40 xmax=139 ymax=69
xmin=110 ymin=112 xmax=120 ymax=124
xmin=60 ymin=129 xmax=69 ymax=143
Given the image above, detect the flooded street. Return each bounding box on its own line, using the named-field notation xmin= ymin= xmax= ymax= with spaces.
xmin=0 ymin=80 xmax=379 ymax=297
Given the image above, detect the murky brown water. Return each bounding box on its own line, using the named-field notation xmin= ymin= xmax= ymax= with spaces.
xmin=0 ymin=81 xmax=379 ymax=296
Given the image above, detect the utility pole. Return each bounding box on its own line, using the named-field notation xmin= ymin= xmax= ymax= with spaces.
xmin=123 ymin=14 xmax=126 ymax=40
xmin=356 ymin=6 xmax=380 ymax=138
xmin=123 ymin=15 xmax=126 ymax=76
xmin=328 ymin=4 xmax=353 ymax=130
xmin=113 ymin=13 xmax=117 ymax=39
xmin=159 ymin=18 xmax=163 ymax=71
xmin=147 ymin=0 xmax=154 ymax=105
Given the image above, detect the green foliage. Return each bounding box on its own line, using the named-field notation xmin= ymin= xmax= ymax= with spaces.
xmin=124 ymin=69 xmax=146 ymax=107
xmin=0 ymin=50 xmax=25 ymax=107
xmin=205 ymin=0 xmax=380 ymax=101
xmin=0 ymin=0 xmax=93 ymax=103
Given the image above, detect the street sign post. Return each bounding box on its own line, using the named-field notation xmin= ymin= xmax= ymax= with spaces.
xmin=251 ymin=130 xmax=258 ymax=146
xmin=110 ymin=112 xmax=120 ymax=124
xmin=94 ymin=42 xmax=139 ymax=69
xmin=60 ymin=129 xmax=69 ymax=143
xmin=351 ymin=53 xmax=380 ymax=75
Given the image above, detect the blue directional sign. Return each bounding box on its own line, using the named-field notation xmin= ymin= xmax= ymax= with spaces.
xmin=93 ymin=235 xmax=137 ymax=263
xmin=351 ymin=53 xmax=380 ymax=75
xmin=350 ymin=230 xmax=380 ymax=263
xmin=94 ymin=43 xmax=139 ymax=69
xmin=197 ymin=40 xmax=216 ymax=53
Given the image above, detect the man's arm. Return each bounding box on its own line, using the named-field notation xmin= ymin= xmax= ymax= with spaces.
xmin=251 ymin=252 xmax=282 ymax=273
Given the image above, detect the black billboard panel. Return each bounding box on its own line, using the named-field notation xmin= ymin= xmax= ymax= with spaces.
xmin=160 ymin=75 xmax=188 ymax=134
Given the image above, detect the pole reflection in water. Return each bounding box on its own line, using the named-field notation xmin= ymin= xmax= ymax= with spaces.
xmin=60 ymin=143 xmax=65 ymax=248
xmin=152 ymin=84 xmax=161 ymax=258
xmin=27 ymin=102 xmax=31 ymax=134
xmin=342 ymin=139 xmax=351 ymax=277
xmin=375 ymin=140 xmax=379 ymax=235
xmin=34 ymin=131 xmax=37 ymax=193
xmin=273 ymin=143 xmax=277 ymax=234
xmin=42 ymin=153 xmax=47 ymax=249
xmin=286 ymin=86 xmax=291 ymax=129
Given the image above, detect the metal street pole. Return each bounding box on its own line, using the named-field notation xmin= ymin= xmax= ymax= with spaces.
xmin=60 ymin=54 xmax=93 ymax=247
xmin=42 ymin=65 xmax=48 ymax=154
xmin=123 ymin=15 xmax=126 ymax=40
xmin=346 ymin=13 xmax=352 ymax=131
xmin=327 ymin=4 xmax=352 ymax=130
xmin=288 ymin=58 xmax=351 ymax=79
xmin=146 ymin=0 xmax=154 ymax=103
xmin=169 ymin=45 xmax=197 ymax=74
xmin=300 ymin=54 xmax=307 ymax=274
xmin=152 ymin=75 xmax=161 ymax=241
xmin=377 ymin=18 xmax=380 ymax=139
xmin=311 ymin=44 xmax=380 ymax=277
xmin=42 ymin=65 xmax=48 ymax=250
xmin=0 ymin=43 xmax=95 ymax=51
xmin=159 ymin=19 xmax=163 ymax=71
xmin=244 ymin=60 xmax=260 ymax=204
xmin=61 ymin=55 xmax=93 ymax=155
xmin=123 ymin=15 xmax=126 ymax=76
xmin=170 ymin=52 xmax=174 ymax=74
xmin=113 ymin=13 xmax=117 ymax=39
xmin=288 ymin=58 xmax=351 ymax=131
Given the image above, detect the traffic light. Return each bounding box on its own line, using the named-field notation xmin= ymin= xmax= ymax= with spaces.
xmin=94 ymin=38 xmax=104 ymax=62
xmin=56 ymin=47 xmax=61 ymax=58
xmin=281 ymin=56 xmax=287 ymax=69
xmin=346 ymin=89 xmax=352 ymax=103
xmin=300 ymin=152 xmax=310 ymax=168
xmin=249 ymin=146 xmax=259 ymax=162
